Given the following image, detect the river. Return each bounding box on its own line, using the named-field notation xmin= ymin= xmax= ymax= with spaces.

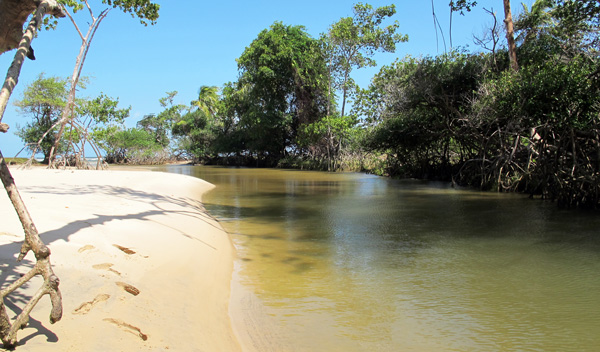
xmin=163 ymin=165 xmax=600 ymax=351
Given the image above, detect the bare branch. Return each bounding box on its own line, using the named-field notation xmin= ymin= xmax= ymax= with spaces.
xmin=62 ymin=5 xmax=86 ymax=42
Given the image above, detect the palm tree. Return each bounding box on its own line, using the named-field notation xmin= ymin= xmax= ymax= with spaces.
xmin=191 ymin=85 xmax=219 ymax=118
xmin=515 ymin=0 xmax=555 ymax=45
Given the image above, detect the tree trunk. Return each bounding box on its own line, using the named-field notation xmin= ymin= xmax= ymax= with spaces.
xmin=0 ymin=0 xmax=64 ymax=114
xmin=0 ymin=0 xmax=64 ymax=57
xmin=341 ymin=71 xmax=349 ymax=118
xmin=0 ymin=0 xmax=37 ymax=57
xmin=503 ymin=0 xmax=519 ymax=71
xmin=0 ymin=1 xmax=64 ymax=348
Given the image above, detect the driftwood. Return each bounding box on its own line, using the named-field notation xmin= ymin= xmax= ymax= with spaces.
xmin=0 ymin=0 xmax=65 ymax=348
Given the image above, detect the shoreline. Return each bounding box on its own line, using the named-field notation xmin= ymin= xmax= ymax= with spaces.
xmin=229 ymin=261 xmax=293 ymax=352
xmin=0 ymin=168 xmax=241 ymax=351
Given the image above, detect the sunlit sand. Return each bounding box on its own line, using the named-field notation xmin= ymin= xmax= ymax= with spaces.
xmin=0 ymin=168 xmax=241 ymax=351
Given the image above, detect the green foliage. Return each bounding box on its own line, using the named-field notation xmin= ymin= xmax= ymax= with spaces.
xmin=137 ymin=114 xmax=170 ymax=148
xmin=139 ymin=91 xmax=185 ymax=148
xmin=299 ymin=114 xmax=355 ymax=147
xmin=551 ymin=0 xmax=600 ymax=41
xmin=208 ymin=83 xmax=248 ymax=157
xmin=356 ymin=0 xmax=600 ymax=207
xmin=191 ymin=86 xmax=219 ymax=118
xmin=325 ymin=2 xmax=407 ymax=116
xmin=472 ymin=56 xmax=600 ymax=206
xmin=234 ymin=22 xmax=330 ymax=161
xmin=515 ymin=0 xmax=600 ymax=56
xmin=328 ymin=3 xmax=406 ymax=67
xmin=172 ymin=109 xmax=215 ymax=161
xmin=297 ymin=114 xmax=358 ymax=170
xmin=361 ymin=52 xmax=488 ymax=177
xmin=77 ymin=93 xmax=129 ymax=126
xmin=98 ymin=127 xmax=166 ymax=164
xmin=42 ymin=0 xmax=159 ymax=30
xmin=14 ymin=74 xmax=68 ymax=162
xmin=59 ymin=0 xmax=158 ymax=22
xmin=74 ymin=94 xmax=130 ymax=163
xmin=103 ymin=0 xmax=160 ymax=25
xmin=449 ymin=0 xmax=477 ymax=14
xmin=94 ymin=93 xmax=168 ymax=164
xmin=170 ymin=86 xmax=223 ymax=161
xmin=14 ymin=74 xmax=130 ymax=163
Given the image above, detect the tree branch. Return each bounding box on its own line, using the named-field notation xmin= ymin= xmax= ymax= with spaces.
xmin=62 ymin=5 xmax=86 ymax=42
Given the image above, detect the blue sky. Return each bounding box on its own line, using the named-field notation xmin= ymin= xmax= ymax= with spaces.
xmin=0 ymin=0 xmax=534 ymax=157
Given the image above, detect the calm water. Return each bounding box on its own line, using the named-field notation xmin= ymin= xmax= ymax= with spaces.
xmin=164 ymin=165 xmax=600 ymax=351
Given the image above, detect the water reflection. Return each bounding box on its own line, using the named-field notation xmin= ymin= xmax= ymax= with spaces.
xmin=163 ymin=165 xmax=600 ymax=351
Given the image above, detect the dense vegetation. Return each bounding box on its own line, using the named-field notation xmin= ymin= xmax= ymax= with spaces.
xmin=357 ymin=0 xmax=600 ymax=208
xmin=16 ymin=0 xmax=600 ymax=208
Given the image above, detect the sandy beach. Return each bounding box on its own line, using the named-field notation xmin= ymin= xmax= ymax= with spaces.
xmin=0 ymin=168 xmax=241 ymax=351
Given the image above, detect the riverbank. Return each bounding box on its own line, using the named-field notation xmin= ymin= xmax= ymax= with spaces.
xmin=0 ymin=168 xmax=241 ymax=351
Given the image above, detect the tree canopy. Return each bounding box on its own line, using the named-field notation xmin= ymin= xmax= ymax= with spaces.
xmin=14 ymin=74 xmax=129 ymax=166
xmin=14 ymin=74 xmax=67 ymax=163
xmin=325 ymin=3 xmax=407 ymax=117
xmin=354 ymin=0 xmax=600 ymax=208
xmin=233 ymin=22 xmax=330 ymax=163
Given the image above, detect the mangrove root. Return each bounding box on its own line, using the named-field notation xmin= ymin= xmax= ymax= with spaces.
xmin=0 ymin=0 xmax=65 ymax=348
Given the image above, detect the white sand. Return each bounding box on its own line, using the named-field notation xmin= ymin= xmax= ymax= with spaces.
xmin=0 ymin=168 xmax=241 ymax=351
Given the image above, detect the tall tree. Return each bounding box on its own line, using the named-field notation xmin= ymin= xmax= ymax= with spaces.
xmin=74 ymin=92 xmax=130 ymax=168
xmin=14 ymin=74 xmax=68 ymax=163
xmin=325 ymin=3 xmax=407 ymax=117
xmin=236 ymin=22 xmax=330 ymax=162
xmin=47 ymin=0 xmax=159 ymax=167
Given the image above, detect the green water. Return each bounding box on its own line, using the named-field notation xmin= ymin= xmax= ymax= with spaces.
xmin=165 ymin=165 xmax=600 ymax=351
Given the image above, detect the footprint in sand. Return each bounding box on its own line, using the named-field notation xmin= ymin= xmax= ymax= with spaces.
xmin=116 ymin=282 xmax=140 ymax=296
xmin=92 ymin=263 xmax=121 ymax=276
xmin=113 ymin=244 xmax=149 ymax=258
xmin=113 ymin=244 xmax=136 ymax=255
xmin=72 ymin=294 xmax=110 ymax=315
xmin=103 ymin=318 xmax=148 ymax=341
xmin=78 ymin=244 xmax=95 ymax=253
